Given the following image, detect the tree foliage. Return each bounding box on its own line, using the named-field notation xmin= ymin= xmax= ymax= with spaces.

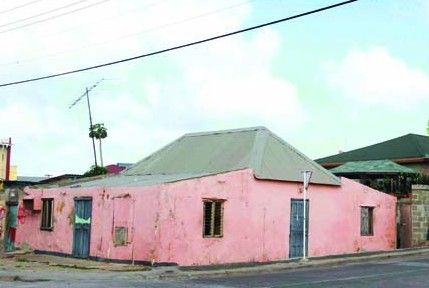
xmin=89 ymin=123 xmax=108 ymax=167
xmin=89 ymin=123 xmax=107 ymax=139
xmin=83 ymin=165 xmax=107 ymax=177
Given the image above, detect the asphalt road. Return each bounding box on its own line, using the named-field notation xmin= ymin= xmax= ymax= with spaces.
xmin=1 ymin=254 xmax=429 ymax=287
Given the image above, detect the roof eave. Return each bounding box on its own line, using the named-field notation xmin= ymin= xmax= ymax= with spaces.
xmin=253 ymin=174 xmax=341 ymax=186
xmin=321 ymin=157 xmax=429 ymax=167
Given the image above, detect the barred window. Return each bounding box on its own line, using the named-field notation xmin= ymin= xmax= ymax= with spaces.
xmin=361 ymin=206 xmax=374 ymax=236
xmin=203 ymin=200 xmax=224 ymax=238
xmin=41 ymin=198 xmax=54 ymax=230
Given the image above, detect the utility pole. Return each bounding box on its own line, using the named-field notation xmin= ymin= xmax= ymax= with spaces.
xmin=69 ymin=79 xmax=104 ymax=167
xmin=86 ymin=87 xmax=97 ymax=167
xmin=5 ymin=137 xmax=11 ymax=180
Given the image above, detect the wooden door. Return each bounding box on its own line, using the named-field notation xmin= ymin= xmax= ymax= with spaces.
xmin=72 ymin=198 xmax=92 ymax=258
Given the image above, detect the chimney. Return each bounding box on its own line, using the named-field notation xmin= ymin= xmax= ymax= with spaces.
xmin=5 ymin=137 xmax=11 ymax=181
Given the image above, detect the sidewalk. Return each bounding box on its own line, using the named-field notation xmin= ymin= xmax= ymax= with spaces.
xmin=159 ymin=247 xmax=429 ymax=279
xmin=1 ymin=251 xmax=150 ymax=272
xmin=2 ymin=247 xmax=429 ymax=279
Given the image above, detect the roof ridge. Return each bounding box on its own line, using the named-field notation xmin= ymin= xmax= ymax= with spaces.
xmin=249 ymin=129 xmax=269 ymax=171
xmin=183 ymin=126 xmax=267 ymax=137
xmin=407 ymin=133 xmax=428 ymax=137
xmin=266 ymin=130 xmax=340 ymax=185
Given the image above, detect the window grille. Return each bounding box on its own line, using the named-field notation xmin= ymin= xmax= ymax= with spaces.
xmin=41 ymin=198 xmax=54 ymax=230
xmin=203 ymin=200 xmax=224 ymax=238
xmin=361 ymin=206 xmax=374 ymax=236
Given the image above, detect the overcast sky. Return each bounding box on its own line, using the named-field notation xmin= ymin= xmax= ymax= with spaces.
xmin=1 ymin=0 xmax=428 ymax=177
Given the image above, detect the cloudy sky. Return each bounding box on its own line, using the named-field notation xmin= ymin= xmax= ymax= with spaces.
xmin=0 ymin=0 xmax=428 ymax=177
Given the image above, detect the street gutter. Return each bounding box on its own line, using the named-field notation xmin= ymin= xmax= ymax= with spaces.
xmin=153 ymin=247 xmax=429 ymax=280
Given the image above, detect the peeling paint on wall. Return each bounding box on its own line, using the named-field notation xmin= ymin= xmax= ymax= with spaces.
xmin=67 ymin=208 xmax=75 ymax=226
xmin=56 ymin=201 xmax=65 ymax=213
xmin=15 ymin=169 xmax=396 ymax=266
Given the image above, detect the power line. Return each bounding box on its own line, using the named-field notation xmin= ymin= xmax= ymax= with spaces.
xmin=0 ymin=0 xmax=111 ymax=34
xmin=0 ymin=0 xmax=45 ymax=15
xmin=0 ymin=0 xmax=93 ymax=29
xmin=0 ymin=0 xmax=359 ymax=88
xmin=0 ymin=0 xmax=164 ymax=45
xmin=1 ymin=0 xmax=254 ymax=66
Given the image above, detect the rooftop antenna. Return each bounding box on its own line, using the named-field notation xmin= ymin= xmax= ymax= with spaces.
xmin=69 ymin=78 xmax=104 ymax=167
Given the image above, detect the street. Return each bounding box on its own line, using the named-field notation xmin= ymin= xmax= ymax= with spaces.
xmin=1 ymin=254 xmax=429 ymax=287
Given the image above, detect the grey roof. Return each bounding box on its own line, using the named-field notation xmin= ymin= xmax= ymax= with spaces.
xmin=16 ymin=176 xmax=49 ymax=183
xmin=117 ymin=163 xmax=133 ymax=168
xmin=74 ymin=127 xmax=340 ymax=188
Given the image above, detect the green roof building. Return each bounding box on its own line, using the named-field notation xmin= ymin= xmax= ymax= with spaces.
xmin=329 ymin=160 xmax=417 ymax=196
xmin=316 ymin=133 xmax=429 ymax=175
xmin=330 ymin=160 xmax=417 ymax=175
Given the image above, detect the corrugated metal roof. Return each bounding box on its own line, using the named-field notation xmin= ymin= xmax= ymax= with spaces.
xmin=330 ymin=160 xmax=417 ymax=174
xmin=316 ymin=133 xmax=429 ymax=164
xmin=16 ymin=176 xmax=49 ymax=183
xmin=74 ymin=127 xmax=340 ymax=188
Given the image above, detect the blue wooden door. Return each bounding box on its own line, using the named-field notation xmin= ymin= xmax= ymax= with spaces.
xmin=289 ymin=199 xmax=309 ymax=258
xmin=72 ymin=198 xmax=92 ymax=258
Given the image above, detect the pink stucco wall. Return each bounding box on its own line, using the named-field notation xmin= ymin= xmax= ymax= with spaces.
xmin=16 ymin=169 xmax=396 ymax=266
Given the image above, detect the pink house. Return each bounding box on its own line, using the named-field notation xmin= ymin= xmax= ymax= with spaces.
xmin=16 ymin=127 xmax=396 ymax=266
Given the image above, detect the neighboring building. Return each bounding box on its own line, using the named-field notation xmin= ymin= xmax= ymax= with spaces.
xmin=105 ymin=163 xmax=133 ymax=174
xmin=317 ymin=134 xmax=429 ymax=249
xmin=0 ymin=138 xmax=17 ymax=252
xmin=36 ymin=174 xmax=82 ymax=186
xmin=0 ymin=138 xmax=17 ymax=183
xmin=15 ymin=127 xmax=396 ymax=266
xmin=398 ymin=185 xmax=429 ymax=249
xmin=330 ymin=160 xmax=417 ymax=197
xmin=316 ymin=133 xmax=429 ymax=174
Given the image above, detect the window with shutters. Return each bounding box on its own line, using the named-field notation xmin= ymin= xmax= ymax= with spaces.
xmin=361 ymin=206 xmax=374 ymax=236
xmin=203 ymin=199 xmax=224 ymax=238
xmin=41 ymin=198 xmax=54 ymax=230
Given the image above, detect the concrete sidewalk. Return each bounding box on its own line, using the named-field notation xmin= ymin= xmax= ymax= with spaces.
xmin=156 ymin=247 xmax=429 ymax=279
xmin=1 ymin=251 xmax=150 ymax=272
xmin=2 ymin=247 xmax=429 ymax=279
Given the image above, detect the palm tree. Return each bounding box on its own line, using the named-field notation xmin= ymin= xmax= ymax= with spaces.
xmin=89 ymin=123 xmax=107 ymax=167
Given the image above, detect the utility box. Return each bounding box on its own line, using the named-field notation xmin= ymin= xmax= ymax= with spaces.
xmin=5 ymin=189 xmax=18 ymax=205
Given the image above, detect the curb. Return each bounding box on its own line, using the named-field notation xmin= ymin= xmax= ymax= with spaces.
xmin=154 ymin=247 xmax=429 ymax=280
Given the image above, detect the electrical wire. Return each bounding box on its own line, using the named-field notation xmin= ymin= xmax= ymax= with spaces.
xmin=0 ymin=0 xmax=112 ymax=34
xmin=1 ymin=0 xmax=254 ymax=66
xmin=0 ymin=0 xmax=45 ymax=15
xmin=0 ymin=0 xmax=163 ymax=41
xmin=0 ymin=0 xmax=359 ymax=88
xmin=0 ymin=0 xmax=93 ymax=29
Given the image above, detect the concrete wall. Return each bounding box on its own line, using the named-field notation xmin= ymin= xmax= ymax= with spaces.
xmin=15 ymin=169 xmax=396 ymax=266
xmin=411 ymin=185 xmax=429 ymax=246
xmin=16 ymin=185 xmax=161 ymax=261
